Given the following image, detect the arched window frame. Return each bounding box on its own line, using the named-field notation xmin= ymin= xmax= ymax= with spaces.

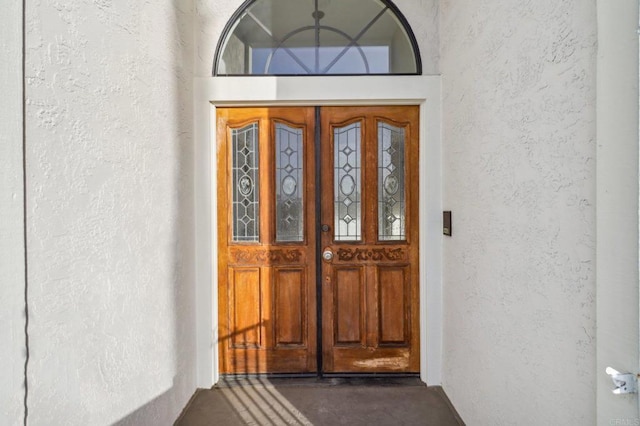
xmin=213 ymin=0 xmax=422 ymax=76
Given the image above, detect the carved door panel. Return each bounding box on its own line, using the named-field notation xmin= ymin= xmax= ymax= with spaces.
xmin=320 ymin=106 xmax=420 ymax=373
xmin=217 ymin=107 xmax=317 ymax=374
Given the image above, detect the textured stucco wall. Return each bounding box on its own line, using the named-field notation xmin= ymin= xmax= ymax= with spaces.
xmin=596 ymin=0 xmax=639 ymax=422
xmin=195 ymin=0 xmax=440 ymax=76
xmin=1 ymin=1 xmax=26 ymax=424
xmin=441 ymin=1 xmax=597 ymax=424
xmin=25 ymin=1 xmax=196 ymax=425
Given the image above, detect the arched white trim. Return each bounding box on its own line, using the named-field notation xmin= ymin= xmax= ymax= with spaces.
xmin=194 ymin=76 xmax=441 ymax=386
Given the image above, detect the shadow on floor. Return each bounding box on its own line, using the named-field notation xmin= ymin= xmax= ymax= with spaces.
xmin=174 ymin=377 xmax=464 ymax=425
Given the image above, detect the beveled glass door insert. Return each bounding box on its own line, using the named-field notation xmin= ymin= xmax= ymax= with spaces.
xmin=275 ymin=122 xmax=305 ymax=242
xmin=232 ymin=123 xmax=260 ymax=242
xmin=378 ymin=122 xmax=406 ymax=241
xmin=334 ymin=122 xmax=362 ymax=241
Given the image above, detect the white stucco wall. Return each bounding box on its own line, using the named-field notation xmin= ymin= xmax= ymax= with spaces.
xmin=441 ymin=1 xmax=597 ymax=424
xmin=195 ymin=0 xmax=440 ymax=77
xmin=24 ymin=1 xmax=196 ymax=425
xmin=596 ymin=0 xmax=639 ymax=422
xmin=4 ymin=1 xmax=634 ymax=424
xmin=0 ymin=1 xmax=26 ymax=424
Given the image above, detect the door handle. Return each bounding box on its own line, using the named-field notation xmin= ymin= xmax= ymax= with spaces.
xmin=322 ymin=249 xmax=334 ymax=262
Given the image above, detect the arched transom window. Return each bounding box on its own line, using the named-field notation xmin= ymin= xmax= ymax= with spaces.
xmin=214 ymin=0 xmax=421 ymax=75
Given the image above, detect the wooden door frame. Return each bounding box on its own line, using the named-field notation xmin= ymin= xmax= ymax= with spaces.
xmin=194 ymin=76 xmax=442 ymax=387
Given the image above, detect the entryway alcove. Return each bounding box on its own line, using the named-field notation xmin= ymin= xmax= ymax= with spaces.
xmin=194 ymin=0 xmax=442 ymax=386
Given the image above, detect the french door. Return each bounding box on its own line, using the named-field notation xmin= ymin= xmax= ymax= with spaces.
xmin=217 ymin=106 xmax=420 ymax=374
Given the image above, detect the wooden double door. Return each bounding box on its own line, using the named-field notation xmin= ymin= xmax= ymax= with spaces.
xmin=217 ymin=106 xmax=420 ymax=375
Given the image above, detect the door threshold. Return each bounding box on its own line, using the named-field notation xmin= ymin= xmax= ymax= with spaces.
xmin=217 ymin=373 xmax=423 ymax=388
xmin=220 ymin=373 xmax=317 ymax=380
xmin=318 ymin=374 xmax=424 ymax=387
xmin=321 ymin=372 xmax=420 ymax=379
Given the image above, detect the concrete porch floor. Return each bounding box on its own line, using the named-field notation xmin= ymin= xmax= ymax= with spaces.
xmin=175 ymin=377 xmax=465 ymax=425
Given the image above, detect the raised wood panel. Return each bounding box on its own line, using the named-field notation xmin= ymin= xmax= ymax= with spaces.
xmin=378 ymin=266 xmax=409 ymax=346
xmin=274 ymin=268 xmax=306 ymax=346
xmin=334 ymin=267 xmax=365 ymax=346
xmin=229 ymin=267 xmax=262 ymax=349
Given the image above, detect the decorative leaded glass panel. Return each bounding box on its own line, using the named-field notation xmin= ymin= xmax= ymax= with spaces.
xmin=334 ymin=122 xmax=362 ymax=241
xmin=378 ymin=122 xmax=405 ymax=240
xmin=275 ymin=123 xmax=304 ymax=242
xmin=232 ymin=123 xmax=260 ymax=242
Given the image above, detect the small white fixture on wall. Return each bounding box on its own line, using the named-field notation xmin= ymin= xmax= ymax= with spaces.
xmin=605 ymin=367 xmax=638 ymax=394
